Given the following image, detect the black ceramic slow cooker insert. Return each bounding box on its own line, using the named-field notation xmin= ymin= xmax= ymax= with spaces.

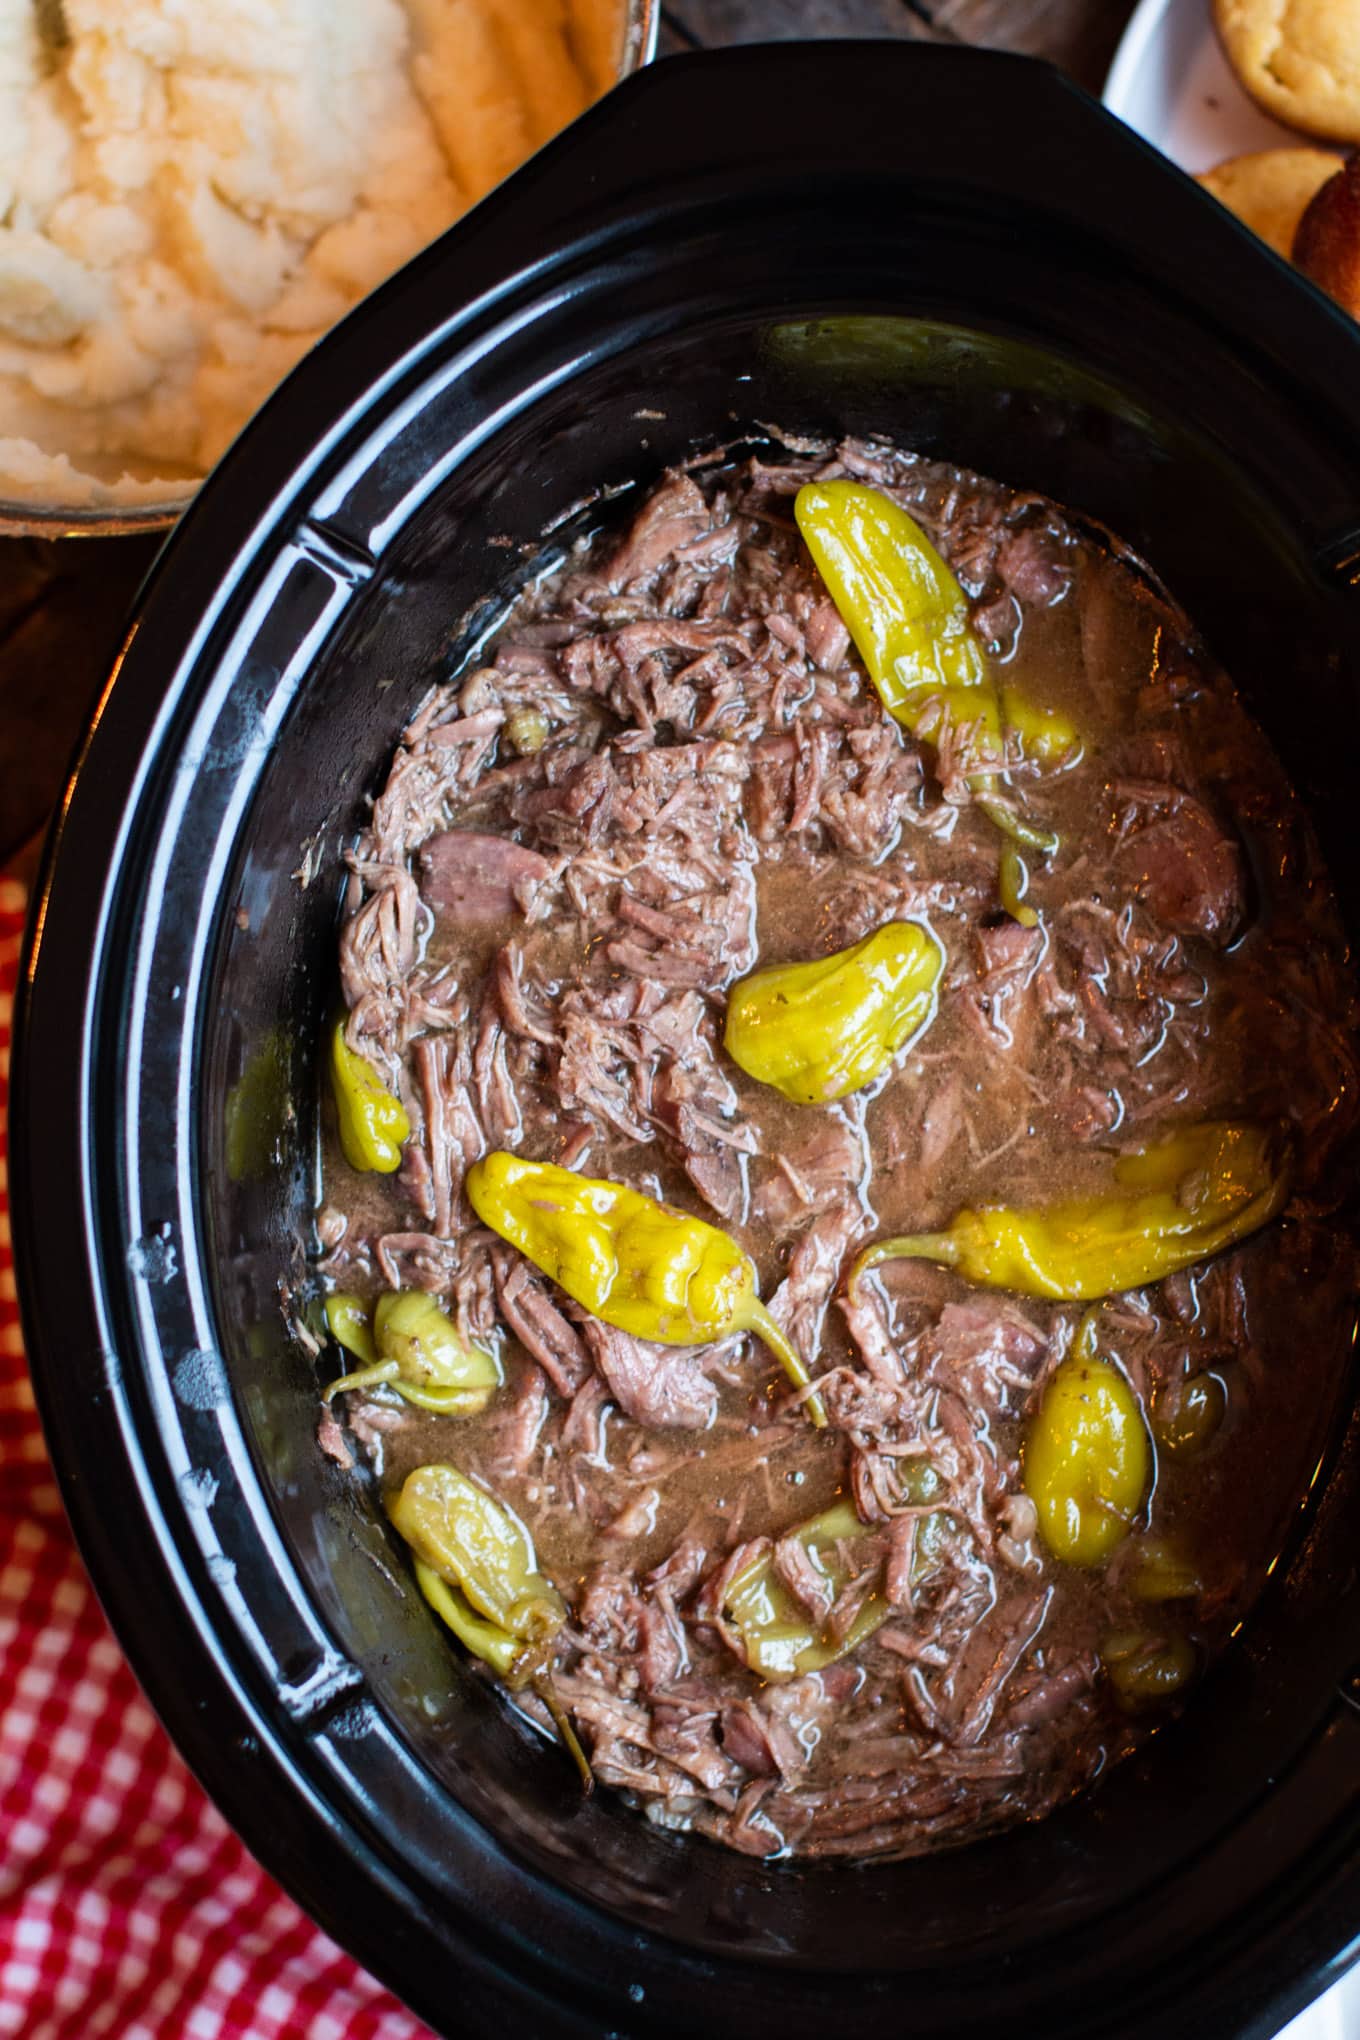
xmin=13 ymin=44 xmax=1360 ymax=2040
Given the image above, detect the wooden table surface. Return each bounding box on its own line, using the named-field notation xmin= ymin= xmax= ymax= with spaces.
xmin=660 ymin=0 xmax=1134 ymax=92
xmin=0 ymin=0 xmax=1138 ymax=881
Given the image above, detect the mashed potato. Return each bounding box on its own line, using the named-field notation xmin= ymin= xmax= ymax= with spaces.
xmin=0 ymin=0 xmax=624 ymax=508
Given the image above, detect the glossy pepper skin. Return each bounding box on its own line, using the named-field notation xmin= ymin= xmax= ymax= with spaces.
xmin=323 ymin=1291 xmax=502 ymax=1414
xmin=795 ymin=480 xmax=1000 ymax=748
xmin=1101 ymin=1629 xmax=1196 ymax=1709
xmin=388 ymin=1463 xmax=563 ymax=1682
xmin=388 ymin=1463 xmax=593 ymax=1788
xmin=794 ymin=480 xmax=1066 ymax=859
xmin=1023 ymin=1312 xmax=1149 ymax=1566
xmin=852 ymin=1121 xmax=1289 ymax=1302
xmin=724 ymin=920 xmax=945 ymax=1104
xmin=329 ymin=1019 xmax=410 ymax=1173
xmin=466 ymin=1152 xmax=825 ymax=1425
xmin=1000 ymin=684 xmax=1079 ymax=767
xmin=721 ymin=1501 xmax=888 ymax=1680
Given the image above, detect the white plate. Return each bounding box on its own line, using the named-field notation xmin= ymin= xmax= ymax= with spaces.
xmin=1104 ymin=19 xmax=1360 ymax=2040
xmin=1104 ymin=0 xmax=1318 ymax=171
xmin=1276 ymin=1966 xmax=1360 ymax=2040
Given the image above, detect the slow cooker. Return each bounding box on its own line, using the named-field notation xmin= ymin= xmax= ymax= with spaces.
xmin=13 ymin=44 xmax=1360 ymax=2040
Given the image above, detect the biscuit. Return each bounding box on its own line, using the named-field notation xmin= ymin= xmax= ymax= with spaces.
xmin=1197 ymin=145 xmax=1344 ymax=258
xmin=1215 ymin=0 xmax=1360 ymax=143
xmin=1293 ymin=152 xmax=1360 ymax=313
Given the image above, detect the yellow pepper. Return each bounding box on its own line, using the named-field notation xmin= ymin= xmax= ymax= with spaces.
xmin=721 ymin=1501 xmax=888 ymax=1680
xmin=326 ymin=1293 xmax=379 ymax=1368
xmin=1101 ymin=1630 xmax=1196 ymax=1709
xmin=388 ymin=1463 xmax=591 ymax=1786
xmin=1023 ymin=1312 xmax=1149 ymax=1566
xmin=389 ymin=1463 xmax=563 ymax=1675
xmin=852 ymin=1121 xmax=1289 ymax=1302
xmin=330 ymin=1019 xmax=410 ymax=1173
xmin=795 ymin=479 xmax=999 ymax=747
xmin=1001 ymin=684 xmax=1079 ymax=767
xmin=323 ymin=1291 xmax=502 ymax=1415
xmin=794 ymin=480 xmax=1062 ymax=856
xmin=466 ymin=1152 xmax=825 ymax=1426
xmin=1126 ymin=1535 xmax=1204 ymax=1602
xmin=723 ymin=920 xmax=944 ymax=1104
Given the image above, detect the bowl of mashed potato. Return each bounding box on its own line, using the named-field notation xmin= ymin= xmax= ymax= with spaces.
xmin=0 ymin=0 xmax=655 ymax=534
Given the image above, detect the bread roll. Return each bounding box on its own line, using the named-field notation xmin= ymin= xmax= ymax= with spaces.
xmin=1293 ymin=152 xmax=1360 ymax=316
xmin=1196 ymin=146 xmax=1344 ymax=260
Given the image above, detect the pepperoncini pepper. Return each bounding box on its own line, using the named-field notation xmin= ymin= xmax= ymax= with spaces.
xmin=330 ymin=1019 xmax=410 ymax=1173
xmin=466 ymin=1151 xmax=825 ymax=1426
xmin=795 ymin=479 xmax=999 ymax=744
xmin=323 ymin=1291 xmax=502 ymax=1414
xmin=1001 ymin=684 xmax=1079 ymax=767
xmin=794 ymin=480 xmax=1064 ymax=860
xmin=1023 ymin=1310 xmax=1149 ymax=1566
xmin=326 ymin=1293 xmax=378 ymax=1368
xmin=723 ymin=920 xmax=945 ymax=1104
xmin=852 ymin=1121 xmax=1289 ymax=1302
xmin=721 ymin=1501 xmax=888 ymax=1680
xmin=1101 ymin=1629 xmax=1196 ymax=1709
xmin=1126 ymin=1534 xmax=1204 ymax=1602
xmin=388 ymin=1462 xmax=591 ymax=1787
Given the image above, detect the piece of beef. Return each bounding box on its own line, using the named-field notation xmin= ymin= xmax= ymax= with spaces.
xmin=941 ymin=1588 xmax=1054 ymax=1747
xmin=337 ymin=861 xmax=423 ymax=1075
xmin=996 ymin=521 xmax=1072 ymax=607
xmin=756 ymin=1112 xmax=866 ymax=1228
xmin=1007 ymin=1656 xmax=1095 ymax=1731
xmin=918 ymin=1071 xmax=967 ymax=1172
xmin=768 ymin=1197 xmax=866 ymax=1374
xmin=490 ymin=1246 xmax=591 ymax=1398
xmin=805 ymin=599 xmax=850 ymax=673
xmin=604 ymin=473 xmax=713 ymax=592
xmin=652 ymin=1052 xmax=756 ymax=1223
xmin=772 ymin=1531 xmax=835 ymax=1625
xmin=411 ymin=1030 xmax=484 ymax=1239
xmin=1113 ymin=789 xmax=1244 ymax=943
xmin=483 ymin=1365 xmax=550 ymax=1480
xmin=921 ymin=1300 xmax=1046 ymax=1421
xmin=316 ymin=1406 xmax=354 ymax=1471
xmin=958 ymin=920 xmax=1045 ymax=1058
xmin=374 ymin=1230 xmax=463 ymax=1293
xmin=719 ymin=1669 xmax=854 ymax=1786
xmin=582 ymin=1320 xmax=719 ymax=1432
xmin=819 ymin=722 xmax=924 ymax=859
xmin=419 ymin=830 xmax=553 ymax=921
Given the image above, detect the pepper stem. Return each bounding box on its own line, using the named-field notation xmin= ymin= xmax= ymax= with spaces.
xmin=323 ymin=1357 xmax=401 ymax=1403
xmin=998 ymin=845 xmax=1040 ymax=929
xmin=534 ymin=1676 xmax=594 ymax=1794
xmin=975 ymin=789 xmax=1060 ymax=857
xmin=850 ymin=1234 xmax=961 ymax=1297
xmin=743 ymin=1300 xmax=827 ymax=1429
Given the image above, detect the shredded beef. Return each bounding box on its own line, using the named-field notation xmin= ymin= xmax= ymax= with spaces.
xmin=1112 ymin=786 xmax=1245 ymax=944
xmin=319 ymin=435 xmax=1360 ymax=1867
xmin=419 ymin=830 xmax=554 ymax=921
xmin=582 ymin=1321 xmax=719 ymax=1433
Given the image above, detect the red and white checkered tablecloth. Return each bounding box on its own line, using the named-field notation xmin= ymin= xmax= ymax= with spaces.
xmin=0 ymin=878 xmax=437 ymax=2040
